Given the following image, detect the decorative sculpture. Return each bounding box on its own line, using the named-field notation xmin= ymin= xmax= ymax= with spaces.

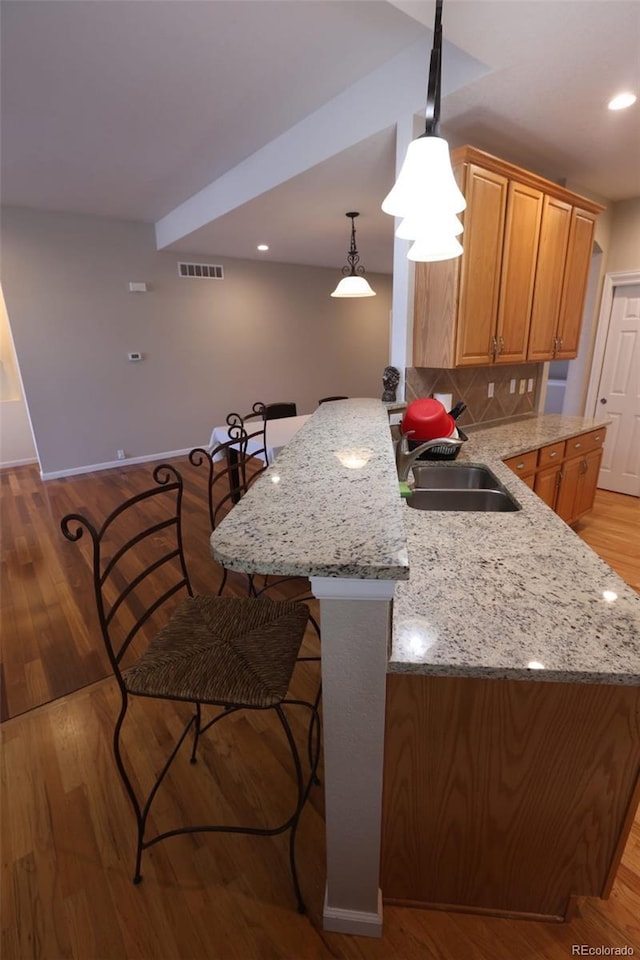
xmin=382 ymin=365 xmax=401 ymax=402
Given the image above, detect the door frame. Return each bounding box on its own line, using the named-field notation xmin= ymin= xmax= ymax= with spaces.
xmin=584 ymin=269 xmax=640 ymax=416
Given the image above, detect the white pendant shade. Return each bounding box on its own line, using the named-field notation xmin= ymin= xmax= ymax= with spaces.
xmin=330 ymin=275 xmax=377 ymax=298
xmin=382 ymin=136 xmax=466 ymax=218
xmin=407 ymin=234 xmax=463 ymax=262
xmin=396 ymin=212 xmax=463 ymax=241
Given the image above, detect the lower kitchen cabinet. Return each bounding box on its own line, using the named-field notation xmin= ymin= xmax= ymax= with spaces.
xmin=505 ymin=428 xmax=606 ymax=523
xmin=556 ymin=448 xmax=603 ymax=523
xmin=534 ymin=463 xmax=562 ymax=508
xmin=381 ymin=673 xmax=640 ymax=920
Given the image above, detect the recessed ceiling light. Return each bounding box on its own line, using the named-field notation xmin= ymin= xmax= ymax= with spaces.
xmin=608 ymin=92 xmax=637 ymax=111
xmin=257 ymin=244 xmax=269 ymax=251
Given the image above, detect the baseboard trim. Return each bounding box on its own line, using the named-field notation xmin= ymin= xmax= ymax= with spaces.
xmin=0 ymin=456 xmax=39 ymax=469
xmin=40 ymin=447 xmax=199 ymax=481
xmin=382 ymin=894 xmax=565 ymax=923
xmin=322 ymin=887 xmax=383 ymax=937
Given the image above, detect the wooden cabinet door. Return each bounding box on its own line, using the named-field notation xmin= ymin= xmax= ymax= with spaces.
xmin=555 ymin=208 xmax=597 ymax=359
xmin=555 ymin=455 xmax=583 ymax=523
xmin=534 ymin=464 xmax=561 ymax=510
xmin=495 ymin=182 xmax=544 ymax=364
xmin=455 ymin=164 xmax=508 ymax=366
xmin=573 ymin=449 xmax=603 ymax=521
xmin=527 ymin=196 xmax=572 ymax=361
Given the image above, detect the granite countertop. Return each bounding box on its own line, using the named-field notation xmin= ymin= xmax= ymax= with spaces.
xmin=211 ymin=401 xmax=639 ymax=686
xmin=391 ymin=413 xmax=640 ymax=685
xmin=210 ymin=398 xmax=409 ymax=581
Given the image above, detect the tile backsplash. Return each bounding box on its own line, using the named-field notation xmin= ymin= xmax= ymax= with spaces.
xmin=406 ymin=364 xmax=543 ymax=428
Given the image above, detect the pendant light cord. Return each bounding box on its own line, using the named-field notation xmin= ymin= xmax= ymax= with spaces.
xmin=424 ymin=0 xmax=443 ymax=137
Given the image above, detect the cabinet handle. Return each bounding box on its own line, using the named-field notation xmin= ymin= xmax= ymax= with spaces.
xmin=594 ymin=435 xmax=601 ymax=442
xmin=490 ymin=336 xmax=498 ymax=361
xmin=516 ymin=462 xmax=525 ymax=470
xmin=574 ymin=442 xmax=581 ymax=449
xmin=549 ymin=451 xmax=557 ymax=458
xmin=496 ymin=336 xmax=504 ymax=357
xmin=558 ymin=337 xmax=564 ymax=351
xmin=552 ymin=336 xmax=558 ymax=358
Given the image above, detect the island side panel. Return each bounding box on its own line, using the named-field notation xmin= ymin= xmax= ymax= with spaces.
xmin=381 ymin=674 xmax=640 ymax=920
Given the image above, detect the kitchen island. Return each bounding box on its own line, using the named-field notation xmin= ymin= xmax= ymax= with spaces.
xmin=386 ymin=413 xmax=640 ymax=921
xmin=211 ymin=399 xmax=640 ymax=934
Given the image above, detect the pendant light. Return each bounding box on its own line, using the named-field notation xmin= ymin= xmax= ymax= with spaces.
xmin=382 ymin=0 xmax=465 ymax=262
xmin=331 ymin=212 xmax=376 ymax=298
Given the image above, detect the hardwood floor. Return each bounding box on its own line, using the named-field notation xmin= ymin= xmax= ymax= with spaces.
xmin=0 ymin=458 xmax=268 ymax=720
xmin=574 ymin=489 xmax=640 ymax=593
xmin=2 ymin=670 xmax=639 ymax=960
xmin=1 ymin=462 xmax=639 ymax=958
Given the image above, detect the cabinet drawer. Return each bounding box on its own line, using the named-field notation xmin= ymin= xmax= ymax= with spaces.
xmin=538 ymin=441 xmax=565 ymax=468
xmin=566 ymin=428 xmax=606 ymax=457
xmin=504 ymin=450 xmax=537 ymax=477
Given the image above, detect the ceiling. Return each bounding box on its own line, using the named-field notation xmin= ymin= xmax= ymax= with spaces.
xmin=2 ymin=1 xmax=639 ymax=275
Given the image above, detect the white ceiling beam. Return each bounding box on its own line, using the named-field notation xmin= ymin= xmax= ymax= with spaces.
xmin=155 ymin=37 xmax=487 ymax=250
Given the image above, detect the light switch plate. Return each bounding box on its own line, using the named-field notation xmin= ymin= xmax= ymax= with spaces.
xmin=527 ymin=378 xmax=534 ymax=392
xmin=519 ymin=379 xmax=526 ymax=395
xmin=487 ymin=382 xmax=495 ymax=398
xmin=510 ymin=380 xmax=517 ymax=394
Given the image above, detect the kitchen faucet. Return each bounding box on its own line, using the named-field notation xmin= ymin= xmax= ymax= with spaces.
xmin=395 ymin=430 xmax=463 ymax=482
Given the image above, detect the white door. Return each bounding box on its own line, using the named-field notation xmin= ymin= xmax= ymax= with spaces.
xmin=595 ymin=284 xmax=640 ymax=496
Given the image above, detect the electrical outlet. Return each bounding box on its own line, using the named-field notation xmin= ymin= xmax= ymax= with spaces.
xmin=527 ymin=378 xmax=534 ymax=392
xmin=117 ymin=449 xmax=125 ymax=460
xmin=510 ymin=379 xmax=517 ymax=394
xmin=518 ymin=379 xmax=526 ymax=395
xmin=487 ymin=382 xmax=495 ymax=398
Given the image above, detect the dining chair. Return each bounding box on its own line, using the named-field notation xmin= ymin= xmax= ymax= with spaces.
xmin=60 ymin=463 xmax=320 ymax=913
xmin=318 ymin=396 xmax=348 ymax=404
xmin=263 ymin=402 xmax=297 ymax=420
xmin=189 ymin=419 xmax=266 ymax=594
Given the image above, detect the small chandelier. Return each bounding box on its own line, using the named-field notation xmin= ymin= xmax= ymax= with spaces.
xmin=381 ymin=0 xmax=465 ymax=262
xmin=330 ymin=212 xmax=376 ymax=298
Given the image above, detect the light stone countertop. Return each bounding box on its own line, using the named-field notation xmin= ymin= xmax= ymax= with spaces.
xmin=210 ymin=398 xmax=409 ymax=581
xmin=391 ymin=412 xmax=640 ymax=685
xmin=211 ymin=401 xmax=639 ymax=685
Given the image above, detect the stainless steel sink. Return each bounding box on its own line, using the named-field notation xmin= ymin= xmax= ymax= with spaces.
xmin=406 ymin=488 xmax=521 ymax=512
xmin=405 ymin=463 xmax=521 ymax=512
xmin=410 ymin=464 xmax=502 ymax=490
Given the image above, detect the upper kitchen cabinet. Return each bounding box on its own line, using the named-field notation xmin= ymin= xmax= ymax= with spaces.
xmin=528 ymin=202 xmax=598 ymax=361
xmin=413 ymin=147 xmax=604 ymax=369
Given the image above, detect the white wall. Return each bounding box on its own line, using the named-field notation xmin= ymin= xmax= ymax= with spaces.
xmin=1 ymin=206 xmax=392 ymax=476
xmin=605 ymin=198 xmax=640 ymax=274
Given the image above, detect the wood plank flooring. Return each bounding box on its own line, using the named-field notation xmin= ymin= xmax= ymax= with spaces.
xmin=0 ymin=458 xmax=271 ymax=720
xmin=2 ymin=669 xmax=639 ymax=960
xmin=574 ymin=489 xmax=640 ymax=593
xmin=1 ymin=460 xmax=639 ymax=958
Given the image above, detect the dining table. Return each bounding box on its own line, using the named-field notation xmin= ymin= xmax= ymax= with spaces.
xmin=209 ymin=413 xmax=311 ymax=465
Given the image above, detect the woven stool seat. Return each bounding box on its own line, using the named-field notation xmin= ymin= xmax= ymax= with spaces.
xmin=126 ymin=596 xmax=309 ymax=708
